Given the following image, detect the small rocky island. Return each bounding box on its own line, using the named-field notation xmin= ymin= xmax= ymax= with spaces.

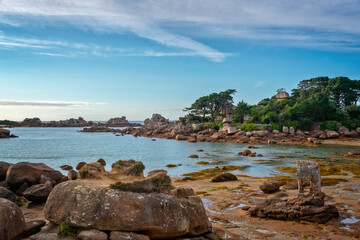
xmin=1 ymin=116 xmax=141 ymax=128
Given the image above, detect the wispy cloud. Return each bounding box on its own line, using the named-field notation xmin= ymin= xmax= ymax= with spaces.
xmin=0 ymin=0 xmax=359 ymax=58
xmin=0 ymin=100 xmax=104 ymax=107
xmin=253 ymin=81 xmax=265 ymax=88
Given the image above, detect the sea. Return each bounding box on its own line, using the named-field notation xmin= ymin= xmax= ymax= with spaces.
xmin=0 ymin=127 xmax=359 ymax=177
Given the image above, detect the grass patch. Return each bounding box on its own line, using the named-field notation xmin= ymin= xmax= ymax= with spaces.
xmin=182 ymin=165 xmax=249 ymax=180
xmin=189 ymin=154 xmax=199 ymax=158
xmin=321 ymin=178 xmax=348 ymax=186
xmin=127 ymin=162 xmax=145 ymax=176
xmin=58 ymin=222 xmax=77 ymax=237
xmin=264 ymin=175 xmax=297 ymax=185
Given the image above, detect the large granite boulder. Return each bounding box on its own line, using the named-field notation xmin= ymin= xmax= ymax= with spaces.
xmin=6 ymin=162 xmax=63 ymax=189
xmin=0 ymin=198 xmax=26 ymax=240
xmin=0 ymin=161 xmax=12 ymax=181
xmin=44 ymin=181 xmax=211 ymax=239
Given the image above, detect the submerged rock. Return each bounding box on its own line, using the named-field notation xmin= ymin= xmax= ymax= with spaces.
xmin=44 ymin=181 xmax=211 ymax=239
xmin=211 ymin=173 xmax=238 ymax=182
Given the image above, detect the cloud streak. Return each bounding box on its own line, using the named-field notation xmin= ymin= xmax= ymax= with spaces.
xmin=0 ymin=100 xmax=103 ymax=107
xmin=0 ymin=0 xmax=359 ymax=58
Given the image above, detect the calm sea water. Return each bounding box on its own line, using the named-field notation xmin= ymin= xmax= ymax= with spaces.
xmin=0 ymin=128 xmax=359 ymax=177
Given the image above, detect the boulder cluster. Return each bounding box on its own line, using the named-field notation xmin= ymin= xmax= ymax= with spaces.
xmin=0 ymin=160 xmax=215 ymax=240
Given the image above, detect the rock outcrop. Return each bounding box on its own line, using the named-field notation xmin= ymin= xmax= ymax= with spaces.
xmin=44 ymin=181 xmax=211 ymax=239
xmin=144 ymin=114 xmax=169 ymax=127
xmin=248 ymin=192 xmax=339 ymax=223
xmin=0 ymin=128 xmax=18 ymax=138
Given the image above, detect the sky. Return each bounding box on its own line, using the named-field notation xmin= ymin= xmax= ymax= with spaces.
xmin=0 ymin=0 xmax=360 ymax=121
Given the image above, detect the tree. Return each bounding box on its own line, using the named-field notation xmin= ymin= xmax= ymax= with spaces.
xmin=184 ymin=89 xmax=236 ymax=122
xmin=233 ymin=101 xmax=251 ymax=123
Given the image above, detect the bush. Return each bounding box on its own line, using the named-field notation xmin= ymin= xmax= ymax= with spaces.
xmin=216 ymin=121 xmax=223 ymax=129
xmin=58 ymin=223 xmax=77 ymax=237
xmin=342 ymin=119 xmax=360 ymax=130
xmin=286 ymin=121 xmax=299 ymax=130
xmin=261 ymin=111 xmax=278 ymax=124
xmin=240 ymin=123 xmax=255 ymax=131
xmin=199 ymin=122 xmax=218 ymax=130
xmin=320 ymin=121 xmax=339 ymax=131
xmin=271 ymin=123 xmax=282 ymax=131
xmin=299 ymin=118 xmax=314 ymax=130
xmin=127 ymin=162 xmax=145 ymax=176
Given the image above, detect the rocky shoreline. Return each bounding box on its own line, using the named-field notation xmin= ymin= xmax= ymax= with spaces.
xmin=81 ymin=114 xmax=360 ymax=146
xmin=1 ymin=157 xmax=359 ymax=239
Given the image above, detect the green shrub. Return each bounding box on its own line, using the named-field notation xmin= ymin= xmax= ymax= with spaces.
xmin=299 ymin=118 xmax=314 ymax=130
xmin=342 ymin=119 xmax=360 ymax=130
xmin=261 ymin=111 xmax=278 ymax=124
xmin=58 ymin=223 xmax=77 ymax=237
xmin=286 ymin=121 xmax=299 ymax=130
xmin=127 ymin=162 xmax=145 ymax=176
xmin=216 ymin=121 xmax=223 ymax=129
xmin=200 ymin=122 xmax=218 ymax=130
xmin=271 ymin=123 xmax=282 ymax=131
xmin=320 ymin=121 xmax=339 ymax=131
xmin=240 ymin=123 xmax=254 ymax=131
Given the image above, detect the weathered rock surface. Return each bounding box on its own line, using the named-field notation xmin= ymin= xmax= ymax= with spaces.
xmin=78 ymin=162 xmax=107 ymax=179
xmin=0 ymin=161 xmax=12 ymax=181
xmin=110 ymin=231 xmax=150 ymax=240
xmin=22 ymin=220 xmax=46 ymax=239
xmin=144 ymin=114 xmax=169 ymax=127
xmin=0 ymin=186 xmax=17 ymax=203
xmin=249 ymin=193 xmax=339 ymax=223
xmin=23 ymin=181 xmax=53 ymax=203
xmin=6 ymin=162 xmax=63 ymax=189
xmin=68 ymin=169 xmax=78 ymax=180
xmin=259 ymin=183 xmax=280 ymax=194
xmin=76 ymin=162 xmax=87 ymax=170
xmin=0 ymin=198 xmax=26 ymax=240
xmin=44 ymin=181 xmax=211 ymax=239
xmin=325 ymin=130 xmax=340 ymax=139
xmin=77 ymin=229 xmax=108 ymax=240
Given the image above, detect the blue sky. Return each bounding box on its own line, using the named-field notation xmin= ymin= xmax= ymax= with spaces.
xmin=0 ymin=0 xmax=360 ymax=121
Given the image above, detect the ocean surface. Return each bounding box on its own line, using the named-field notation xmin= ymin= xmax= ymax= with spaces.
xmin=0 ymin=127 xmax=359 ymax=177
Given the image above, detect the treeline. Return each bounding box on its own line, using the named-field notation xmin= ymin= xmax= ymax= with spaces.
xmin=182 ymin=76 xmax=360 ymax=131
